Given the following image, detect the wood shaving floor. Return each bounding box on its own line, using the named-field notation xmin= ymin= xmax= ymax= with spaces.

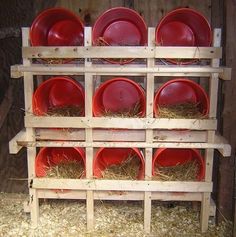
xmin=0 ymin=193 xmax=232 ymax=237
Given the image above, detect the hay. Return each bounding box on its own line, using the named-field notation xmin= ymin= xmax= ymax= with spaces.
xmin=103 ymin=102 xmax=141 ymax=118
xmin=158 ymin=102 xmax=205 ymax=119
xmin=46 ymin=105 xmax=83 ymax=117
xmin=45 ymin=161 xmax=84 ymax=179
xmin=95 ymin=37 xmax=131 ymax=64
xmin=153 ymin=160 xmax=199 ymax=181
xmin=101 ymin=156 xmax=140 ymax=180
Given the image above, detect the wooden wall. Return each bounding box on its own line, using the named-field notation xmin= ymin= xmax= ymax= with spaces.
xmin=0 ymin=0 xmax=235 ymax=225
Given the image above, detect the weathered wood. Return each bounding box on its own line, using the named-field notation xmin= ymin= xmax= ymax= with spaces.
xmin=220 ymin=0 xmax=236 ymax=226
xmin=0 ymin=86 xmax=13 ymax=128
xmin=11 ymin=64 xmax=228 ymax=78
xmin=24 ymin=116 xmax=217 ymax=130
xmin=33 ymin=178 xmax=212 ymax=192
xmin=15 ymin=137 xmax=231 ymax=157
xmin=22 ymin=45 xmax=222 ymax=59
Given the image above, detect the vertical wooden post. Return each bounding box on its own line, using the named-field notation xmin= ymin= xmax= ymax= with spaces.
xmin=144 ymin=27 xmax=155 ymax=233
xmin=84 ymin=27 xmax=94 ymax=231
xmin=200 ymin=29 xmax=221 ymax=232
xmin=22 ymin=27 xmax=39 ymax=228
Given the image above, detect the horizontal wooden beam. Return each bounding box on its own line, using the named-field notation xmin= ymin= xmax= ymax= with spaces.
xmin=33 ymin=178 xmax=212 ymax=192
xmin=37 ymin=189 xmax=202 ymax=201
xmin=11 ymin=64 xmax=226 ymax=78
xmin=16 ymin=138 xmax=230 ymax=156
xmin=25 ymin=116 xmax=217 ymax=130
xmin=36 ymin=128 xmax=207 ymax=142
xmin=22 ymin=46 xmax=222 ymax=59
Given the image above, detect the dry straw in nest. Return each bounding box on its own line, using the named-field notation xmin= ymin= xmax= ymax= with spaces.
xmin=103 ymin=102 xmax=141 ymax=118
xmin=158 ymin=102 xmax=205 ymax=119
xmin=46 ymin=105 xmax=83 ymax=117
xmin=45 ymin=161 xmax=84 ymax=179
xmin=153 ymin=160 xmax=199 ymax=181
xmin=101 ymin=155 xmax=141 ymax=180
xmin=95 ymin=37 xmax=131 ymax=64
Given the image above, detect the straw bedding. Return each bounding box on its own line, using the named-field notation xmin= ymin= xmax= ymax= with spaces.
xmin=153 ymin=160 xmax=199 ymax=181
xmin=158 ymin=102 xmax=205 ymax=119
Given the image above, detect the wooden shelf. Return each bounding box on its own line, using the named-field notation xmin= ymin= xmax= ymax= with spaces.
xmin=9 ymin=27 xmax=231 ymax=233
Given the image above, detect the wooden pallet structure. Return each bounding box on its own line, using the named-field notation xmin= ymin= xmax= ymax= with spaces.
xmin=9 ymin=27 xmax=231 ymax=233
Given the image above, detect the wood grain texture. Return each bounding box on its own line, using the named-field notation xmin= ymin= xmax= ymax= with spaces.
xmin=218 ymin=0 xmax=236 ymax=224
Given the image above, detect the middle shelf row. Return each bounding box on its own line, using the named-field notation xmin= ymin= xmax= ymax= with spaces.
xmin=31 ymin=76 xmax=211 ymax=119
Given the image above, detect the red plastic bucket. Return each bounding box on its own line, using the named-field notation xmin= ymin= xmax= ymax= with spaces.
xmin=30 ymin=7 xmax=84 ymax=46
xmin=35 ymin=147 xmax=85 ymax=177
xmin=33 ymin=76 xmax=85 ymax=116
xmin=93 ymin=77 xmax=146 ymax=117
xmin=152 ymin=148 xmax=205 ymax=181
xmin=155 ymin=8 xmax=212 ymax=64
xmin=93 ymin=148 xmax=145 ymax=179
xmin=154 ymin=78 xmax=209 ymax=117
xmin=92 ymin=7 xmax=147 ymax=64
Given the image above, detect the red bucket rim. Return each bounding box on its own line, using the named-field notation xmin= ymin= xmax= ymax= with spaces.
xmin=92 ymin=7 xmax=147 ymax=64
xmin=35 ymin=147 xmax=85 ymax=177
xmin=154 ymin=78 xmax=209 ymax=117
xmin=93 ymin=77 xmax=146 ymax=117
xmin=33 ymin=76 xmax=85 ymax=116
xmin=152 ymin=148 xmax=205 ymax=181
xmin=93 ymin=147 xmax=145 ymax=179
xmin=155 ymin=7 xmax=212 ymax=64
xmin=30 ymin=7 xmax=84 ymax=46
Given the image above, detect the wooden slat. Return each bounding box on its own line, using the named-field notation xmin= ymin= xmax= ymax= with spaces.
xmin=11 ymin=64 xmax=227 ymax=78
xmin=35 ymin=129 xmax=207 ymax=143
xmin=9 ymin=129 xmax=27 ymax=154
xmin=33 ymin=178 xmax=212 ymax=192
xmin=22 ymin=45 xmax=221 ymax=59
xmin=37 ymin=190 xmax=202 ymax=201
xmin=24 ymin=116 xmax=217 ymax=130
xmin=16 ymin=139 xmax=231 ymax=157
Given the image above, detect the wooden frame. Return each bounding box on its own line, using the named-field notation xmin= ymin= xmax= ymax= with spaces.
xmin=9 ymin=27 xmax=231 ymax=233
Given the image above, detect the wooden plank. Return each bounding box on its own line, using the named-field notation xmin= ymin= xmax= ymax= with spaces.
xmin=0 ymin=86 xmax=13 ymax=128
xmin=33 ymin=179 xmax=212 ymax=192
xmin=200 ymin=28 xmax=221 ymax=233
xmin=16 ymin=139 xmax=231 ymax=156
xmin=84 ymin=26 xmax=94 ymax=231
xmin=11 ymin=64 xmax=227 ymax=77
xmin=37 ymin=190 xmax=202 ymax=201
xmin=219 ymin=67 xmax=232 ymax=81
xmin=144 ymin=28 xmax=155 ymax=233
xmin=35 ymin=129 xmax=207 ymax=143
xmin=22 ymin=45 xmax=222 ymax=59
xmin=9 ymin=129 xmax=27 ymax=154
xmin=22 ymin=27 xmax=39 ymax=227
xmin=24 ymin=116 xmax=217 ymax=130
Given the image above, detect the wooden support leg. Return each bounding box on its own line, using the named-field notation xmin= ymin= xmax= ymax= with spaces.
xmin=200 ymin=192 xmax=211 ymax=232
xmin=29 ymin=189 xmax=39 ymax=228
xmin=86 ymin=190 xmax=94 ymax=231
xmin=144 ymin=192 xmax=152 ymax=233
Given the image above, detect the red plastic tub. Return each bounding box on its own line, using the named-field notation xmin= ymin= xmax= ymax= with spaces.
xmin=152 ymin=148 xmax=205 ymax=181
xmin=93 ymin=148 xmax=145 ymax=179
xmin=154 ymin=78 xmax=209 ymax=117
xmin=35 ymin=147 xmax=85 ymax=177
xmin=33 ymin=76 xmax=85 ymax=116
xmin=93 ymin=77 xmax=146 ymax=117
xmin=30 ymin=7 xmax=84 ymax=46
xmin=155 ymin=8 xmax=212 ymax=64
xmin=92 ymin=7 xmax=147 ymax=64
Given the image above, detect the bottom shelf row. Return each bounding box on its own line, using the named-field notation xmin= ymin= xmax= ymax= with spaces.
xmin=36 ymin=147 xmax=205 ymax=182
